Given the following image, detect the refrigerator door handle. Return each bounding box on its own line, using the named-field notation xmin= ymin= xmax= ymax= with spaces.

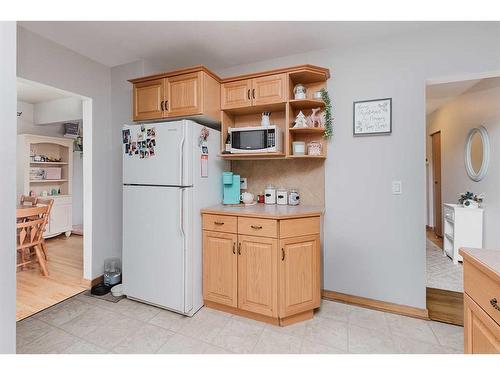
xmin=179 ymin=188 xmax=185 ymax=239
xmin=179 ymin=127 xmax=186 ymax=185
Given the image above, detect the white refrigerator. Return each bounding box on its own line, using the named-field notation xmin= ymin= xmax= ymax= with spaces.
xmin=122 ymin=120 xmax=226 ymax=316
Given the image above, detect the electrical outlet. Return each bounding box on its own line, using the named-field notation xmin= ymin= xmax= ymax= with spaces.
xmin=392 ymin=181 xmax=402 ymax=195
xmin=240 ymin=177 xmax=248 ymax=190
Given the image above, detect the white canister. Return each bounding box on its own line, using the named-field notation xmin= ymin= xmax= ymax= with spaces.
xmin=264 ymin=185 xmax=276 ymax=205
xmin=288 ymin=189 xmax=300 ymax=206
xmin=276 ymin=188 xmax=288 ymax=205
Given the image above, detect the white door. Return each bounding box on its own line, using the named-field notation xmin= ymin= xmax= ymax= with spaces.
xmin=122 ymin=121 xmax=189 ymax=186
xmin=123 ymin=185 xmax=185 ymax=312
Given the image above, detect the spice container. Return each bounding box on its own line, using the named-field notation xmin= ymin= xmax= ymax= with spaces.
xmin=276 ymin=188 xmax=288 ymax=205
xmin=288 ymin=189 xmax=300 ymax=206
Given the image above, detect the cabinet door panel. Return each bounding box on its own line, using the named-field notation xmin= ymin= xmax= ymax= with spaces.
xmin=464 ymin=294 xmax=500 ymax=354
xmin=251 ymin=74 xmax=286 ymax=106
xmin=166 ymin=72 xmax=201 ymax=117
xmin=133 ymin=79 xmax=165 ymax=121
xmin=279 ymin=235 xmax=320 ymax=317
xmin=203 ymin=231 xmax=238 ymax=307
xmin=238 ymin=235 xmax=278 ymax=317
xmin=221 ymin=79 xmax=252 ymax=109
xmin=46 ymin=201 xmax=72 ymax=237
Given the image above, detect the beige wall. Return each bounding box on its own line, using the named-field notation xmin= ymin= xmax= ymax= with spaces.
xmin=231 ymin=159 xmax=325 ymax=206
xmin=426 ymin=77 xmax=500 ymax=249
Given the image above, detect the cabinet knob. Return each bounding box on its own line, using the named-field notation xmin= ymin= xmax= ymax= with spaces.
xmin=491 ymin=298 xmax=500 ymax=311
xmin=281 ymin=248 xmax=285 ymax=261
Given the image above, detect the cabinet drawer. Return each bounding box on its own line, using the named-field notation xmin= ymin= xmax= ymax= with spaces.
xmin=238 ymin=217 xmax=277 ymax=238
xmin=464 ymin=262 xmax=500 ymax=325
xmin=280 ymin=217 xmax=320 ymax=239
xmin=444 ymin=205 xmax=454 ymax=222
xmin=203 ymin=214 xmax=237 ymax=233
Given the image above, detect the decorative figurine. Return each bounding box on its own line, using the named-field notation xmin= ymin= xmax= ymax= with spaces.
xmin=293 ymin=111 xmax=308 ymax=128
xmin=293 ymin=83 xmax=306 ymax=100
xmin=309 ymin=107 xmax=324 ymax=128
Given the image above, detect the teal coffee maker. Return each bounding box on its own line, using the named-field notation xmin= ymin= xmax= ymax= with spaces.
xmin=223 ymin=172 xmax=240 ymax=205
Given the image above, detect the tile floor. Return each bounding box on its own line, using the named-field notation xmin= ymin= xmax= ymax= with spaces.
xmin=426 ymin=238 xmax=463 ymax=292
xmin=16 ymin=293 xmax=464 ymax=354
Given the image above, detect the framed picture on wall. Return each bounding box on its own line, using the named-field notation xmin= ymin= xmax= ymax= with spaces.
xmin=353 ymin=98 xmax=392 ymax=136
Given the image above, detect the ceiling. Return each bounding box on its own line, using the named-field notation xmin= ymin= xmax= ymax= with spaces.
xmin=426 ymin=79 xmax=482 ymax=115
xmin=17 ymin=79 xmax=75 ymax=104
xmin=19 ymin=21 xmax=443 ymax=69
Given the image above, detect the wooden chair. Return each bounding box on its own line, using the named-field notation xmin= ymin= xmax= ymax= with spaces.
xmin=20 ymin=195 xmax=38 ymax=206
xmin=36 ymin=197 xmax=54 ymax=261
xmin=16 ymin=205 xmax=49 ymax=276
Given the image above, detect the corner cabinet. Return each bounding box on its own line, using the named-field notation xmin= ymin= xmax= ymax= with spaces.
xmin=202 ymin=212 xmax=321 ymax=326
xmin=129 ymin=66 xmax=221 ymax=124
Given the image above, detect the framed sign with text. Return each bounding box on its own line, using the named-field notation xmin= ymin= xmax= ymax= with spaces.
xmin=353 ymin=98 xmax=392 ymax=136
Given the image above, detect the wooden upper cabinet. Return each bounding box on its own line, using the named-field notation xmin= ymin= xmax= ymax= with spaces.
xmin=238 ymin=235 xmax=278 ymax=317
xmin=203 ymin=231 xmax=238 ymax=308
xmin=279 ymin=234 xmax=320 ymax=317
xmin=130 ymin=67 xmax=221 ymax=122
xmin=133 ymin=78 xmax=165 ymax=121
xmin=221 ymin=79 xmax=252 ymax=110
xmin=251 ymin=73 xmax=287 ymax=106
xmin=165 ymin=72 xmax=202 ymax=117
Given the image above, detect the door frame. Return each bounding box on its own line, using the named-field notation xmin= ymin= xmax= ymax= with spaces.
xmin=430 ymin=130 xmax=442 ymax=238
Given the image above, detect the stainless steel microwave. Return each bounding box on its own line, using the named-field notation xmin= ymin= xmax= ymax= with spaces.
xmin=229 ymin=126 xmax=282 ymax=153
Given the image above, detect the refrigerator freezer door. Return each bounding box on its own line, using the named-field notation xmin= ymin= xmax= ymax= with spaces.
xmin=123 ymin=185 xmax=185 ymax=312
xmin=123 ymin=121 xmax=188 ymax=186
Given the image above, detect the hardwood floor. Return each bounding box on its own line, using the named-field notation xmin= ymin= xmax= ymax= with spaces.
xmin=16 ymin=234 xmax=85 ymax=321
xmin=426 ymin=227 xmax=443 ymax=249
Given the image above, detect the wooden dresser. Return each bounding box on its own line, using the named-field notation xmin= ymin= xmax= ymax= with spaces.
xmin=460 ymin=248 xmax=500 ymax=353
xmin=201 ymin=204 xmax=323 ymax=326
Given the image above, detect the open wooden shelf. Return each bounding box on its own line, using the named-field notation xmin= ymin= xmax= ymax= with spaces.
xmin=288 ymin=68 xmax=330 ymax=84
xmin=289 ymin=127 xmax=326 ymax=134
xmin=287 ymin=155 xmax=326 ymax=159
xmin=30 ymin=161 xmax=69 ymax=165
xmin=219 ymin=152 xmax=286 ymax=160
xmin=30 ymin=179 xmax=68 ymax=183
xmin=289 ymin=99 xmax=325 ymax=110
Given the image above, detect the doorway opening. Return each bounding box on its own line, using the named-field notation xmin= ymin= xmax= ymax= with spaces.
xmin=425 ymin=73 xmax=500 ymax=325
xmin=16 ymin=78 xmax=92 ymax=321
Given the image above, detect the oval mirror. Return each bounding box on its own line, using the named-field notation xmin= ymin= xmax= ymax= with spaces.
xmin=465 ymin=126 xmax=490 ymax=182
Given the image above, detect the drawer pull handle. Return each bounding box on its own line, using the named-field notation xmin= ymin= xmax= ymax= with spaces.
xmin=214 ymin=221 xmax=224 ymax=225
xmin=238 ymin=243 xmax=241 ymax=255
xmin=232 ymin=242 xmax=236 ymax=255
xmin=281 ymin=248 xmax=285 ymax=261
xmin=491 ymin=298 xmax=500 ymax=311
xmin=251 ymin=225 xmax=263 ymax=230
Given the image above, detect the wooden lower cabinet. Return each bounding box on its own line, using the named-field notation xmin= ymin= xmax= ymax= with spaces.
xmin=461 ymin=248 xmax=500 ymax=354
xmin=203 ymin=231 xmax=238 ymax=307
xmin=279 ymin=235 xmax=320 ymax=317
xmin=238 ymin=235 xmax=278 ymax=317
xmin=202 ymin=213 xmax=321 ymax=326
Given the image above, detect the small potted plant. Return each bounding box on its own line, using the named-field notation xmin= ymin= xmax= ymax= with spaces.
xmin=458 ymin=192 xmax=484 ymax=208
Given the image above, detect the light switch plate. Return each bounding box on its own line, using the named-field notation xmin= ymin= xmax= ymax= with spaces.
xmin=392 ymin=181 xmax=402 ymax=195
xmin=240 ymin=177 xmax=248 ymax=190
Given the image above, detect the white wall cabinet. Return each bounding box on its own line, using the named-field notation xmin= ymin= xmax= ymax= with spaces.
xmin=443 ymin=203 xmax=483 ymax=264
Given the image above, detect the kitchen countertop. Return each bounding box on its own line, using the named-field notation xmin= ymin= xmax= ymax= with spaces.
xmin=201 ymin=203 xmax=324 ymax=219
xmin=459 ymin=248 xmax=500 ymax=284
